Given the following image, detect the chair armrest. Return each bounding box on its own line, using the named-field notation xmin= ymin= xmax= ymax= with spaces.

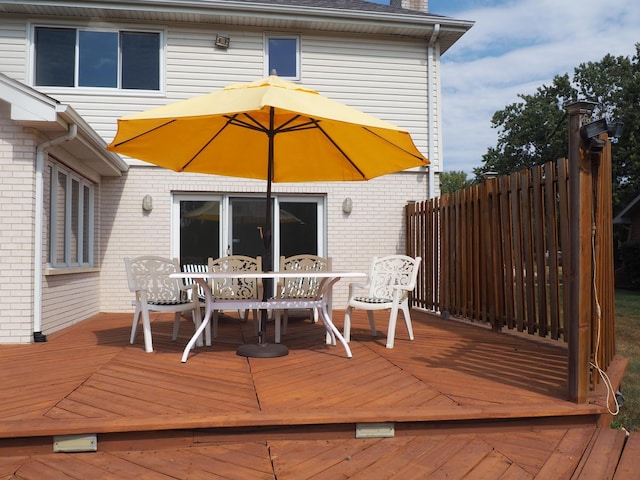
xmin=175 ymin=282 xmax=200 ymax=302
xmin=394 ymin=284 xmax=414 ymax=292
xmin=348 ymin=281 xmax=369 ymax=298
xmin=391 ymin=284 xmax=414 ymax=302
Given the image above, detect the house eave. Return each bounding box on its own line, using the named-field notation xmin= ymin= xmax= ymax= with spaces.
xmin=0 ymin=0 xmax=473 ymax=53
xmin=0 ymin=72 xmax=128 ymax=177
xmin=613 ymin=193 xmax=640 ymax=224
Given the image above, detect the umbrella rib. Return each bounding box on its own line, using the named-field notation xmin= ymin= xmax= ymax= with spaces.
xmin=226 ymin=114 xmax=269 ymax=133
xmin=278 ymin=118 xmax=320 ymax=133
xmin=315 ymin=123 xmax=367 ymax=179
xmin=273 ymin=114 xmax=309 ymax=133
xmin=231 ymin=112 xmax=311 ymax=135
xmin=111 ymin=119 xmax=176 ymax=147
xmin=182 ymin=115 xmax=237 ymax=170
xmin=363 ymin=126 xmax=428 ymax=161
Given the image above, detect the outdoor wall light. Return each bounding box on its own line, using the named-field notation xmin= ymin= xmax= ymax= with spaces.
xmin=580 ymin=118 xmax=608 ymax=141
xmin=142 ymin=194 xmax=153 ymax=212
xmin=607 ymin=120 xmax=624 ymax=139
xmin=342 ymin=197 xmax=353 ymax=214
xmin=580 ymin=118 xmax=624 ymax=153
xmin=214 ymin=34 xmax=230 ymax=49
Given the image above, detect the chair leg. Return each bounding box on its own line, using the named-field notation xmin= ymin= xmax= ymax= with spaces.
xmin=140 ymin=305 xmax=153 ymax=353
xmin=401 ymin=304 xmax=414 ymax=341
xmin=386 ymin=304 xmax=401 ymax=349
xmin=343 ymin=307 xmax=352 ymax=342
xmin=203 ymin=310 xmax=211 ymax=346
xmin=367 ymin=311 xmax=377 ymax=336
xmin=212 ymin=310 xmax=219 ymax=339
xmin=171 ymin=312 xmax=181 ymax=341
xmin=130 ymin=307 xmax=141 ymax=344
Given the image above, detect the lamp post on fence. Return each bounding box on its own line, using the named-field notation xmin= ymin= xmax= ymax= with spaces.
xmin=566 ymin=101 xmax=597 ymax=403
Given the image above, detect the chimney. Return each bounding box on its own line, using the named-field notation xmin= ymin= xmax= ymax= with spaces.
xmin=390 ymin=0 xmax=427 ymax=12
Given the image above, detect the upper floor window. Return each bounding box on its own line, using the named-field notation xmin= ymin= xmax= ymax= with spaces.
xmin=34 ymin=26 xmax=161 ymax=90
xmin=266 ymin=35 xmax=300 ymax=80
xmin=49 ymin=164 xmax=95 ymax=268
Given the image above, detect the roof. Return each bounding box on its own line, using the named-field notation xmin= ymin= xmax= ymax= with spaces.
xmin=0 ymin=0 xmax=473 ymax=54
xmin=0 ymin=72 xmax=128 ymax=177
xmin=614 ymin=192 xmax=640 ymax=224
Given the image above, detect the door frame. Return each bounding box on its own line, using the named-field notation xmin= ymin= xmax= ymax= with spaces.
xmin=171 ymin=193 xmax=326 ymax=265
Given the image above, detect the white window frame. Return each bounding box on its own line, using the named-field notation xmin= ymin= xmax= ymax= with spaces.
xmin=264 ymin=33 xmax=301 ymax=80
xmin=49 ymin=163 xmax=95 ymax=268
xmin=275 ymin=195 xmax=326 ymax=259
xmin=28 ymin=22 xmax=166 ymax=95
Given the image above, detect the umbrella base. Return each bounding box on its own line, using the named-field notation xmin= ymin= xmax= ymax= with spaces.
xmin=236 ymin=343 xmax=289 ymax=358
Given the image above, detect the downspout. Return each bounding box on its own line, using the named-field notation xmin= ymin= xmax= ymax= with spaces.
xmin=34 ymin=124 xmax=77 ymax=342
xmin=427 ymin=24 xmax=440 ymax=199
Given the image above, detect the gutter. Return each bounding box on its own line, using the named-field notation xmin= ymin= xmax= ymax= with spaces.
xmin=427 ymin=23 xmax=440 ymax=198
xmin=0 ymin=1 xmax=474 ymax=41
xmin=33 ymin=124 xmax=78 ymax=342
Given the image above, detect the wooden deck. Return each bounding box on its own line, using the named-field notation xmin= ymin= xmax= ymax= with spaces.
xmin=0 ymin=309 xmax=635 ymax=479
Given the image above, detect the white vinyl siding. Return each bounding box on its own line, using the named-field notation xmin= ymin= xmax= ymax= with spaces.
xmin=299 ymin=33 xmax=429 ymax=154
xmin=27 ymin=26 xmax=431 ymax=160
xmin=0 ymin=19 xmax=28 ymax=81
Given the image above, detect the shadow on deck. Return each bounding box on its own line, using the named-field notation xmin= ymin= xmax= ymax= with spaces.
xmin=0 ymin=309 xmax=634 ymax=479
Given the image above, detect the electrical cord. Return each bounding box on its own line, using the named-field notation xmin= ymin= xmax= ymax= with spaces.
xmin=590 ymin=221 xmax=620 ymax=416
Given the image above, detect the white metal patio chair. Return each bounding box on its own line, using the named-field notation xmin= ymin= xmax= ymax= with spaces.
xmin=343 ymin=255 xmax=422 ymax=349
xmin=207 ymin=255 xmax=263 ymax=338
xmin=274 ymin=254 xmax=332 ymax=343
xmin=124 ymin=256 xmax=203 ymax=353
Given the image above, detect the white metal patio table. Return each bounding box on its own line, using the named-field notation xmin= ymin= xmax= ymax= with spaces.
xmin=171 ymin=271 xmax=366 ymax=362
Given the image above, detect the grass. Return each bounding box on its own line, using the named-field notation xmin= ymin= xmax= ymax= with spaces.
xmin=611 ymin=289 xmax=640 ymax=432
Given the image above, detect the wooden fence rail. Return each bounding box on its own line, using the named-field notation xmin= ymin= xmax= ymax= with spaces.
xmin=407 ymin=105 xmax=616 ymax=402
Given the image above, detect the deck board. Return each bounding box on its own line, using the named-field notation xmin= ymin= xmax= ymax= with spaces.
xmin=0 ymin=309 xmax=630 ymax=478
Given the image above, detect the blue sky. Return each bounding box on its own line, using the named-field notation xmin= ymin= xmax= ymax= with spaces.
xmin=368 ymin=0 xmax=640 ymax=174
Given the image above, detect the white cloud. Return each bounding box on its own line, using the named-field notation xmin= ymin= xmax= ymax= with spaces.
xmin=437 ymin=0 xmax=640 ymax=173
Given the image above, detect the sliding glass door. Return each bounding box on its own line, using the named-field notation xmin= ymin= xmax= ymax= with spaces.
xmin=173 ymin=194 xmax=324 ymax=268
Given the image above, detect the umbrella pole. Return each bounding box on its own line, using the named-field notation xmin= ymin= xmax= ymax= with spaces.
xmin=237 ymin=109 xmax=288 ymax=358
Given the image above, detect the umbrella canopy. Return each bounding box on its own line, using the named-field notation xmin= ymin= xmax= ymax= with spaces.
xmin=107 ymin=74 xmax=428 ymax=182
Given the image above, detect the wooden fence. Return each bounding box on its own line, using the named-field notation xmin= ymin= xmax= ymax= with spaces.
xmin=407 ymin=106 xmax=616 ymax=402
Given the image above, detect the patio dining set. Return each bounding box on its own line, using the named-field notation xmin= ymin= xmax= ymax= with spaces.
xmin=124 ymin=253 xmax=422 ymax=362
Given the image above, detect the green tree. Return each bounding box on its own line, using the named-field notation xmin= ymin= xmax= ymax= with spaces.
xmin=440 ymin=170 xmax=473 ymax=193
xmin=475 ymin=74 xmax=575 ymax=178
xmin=475 ymin=44 xmax=640 ymax=213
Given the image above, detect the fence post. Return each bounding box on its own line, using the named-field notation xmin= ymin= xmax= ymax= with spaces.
xmin=566 ymin=101 xmax=596 ymax=403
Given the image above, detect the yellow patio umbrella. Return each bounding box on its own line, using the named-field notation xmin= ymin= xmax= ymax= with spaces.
xmin=108 ymin=74 xmax=428 ymax=357
xmin=108 ymin=74 xmax=427 ymax=181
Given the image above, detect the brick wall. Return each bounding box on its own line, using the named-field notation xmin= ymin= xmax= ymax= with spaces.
xmin=100 ymin=166 xmax=430 ymax=311
xmin=0 ymin=102 xmax=36 ymax=343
